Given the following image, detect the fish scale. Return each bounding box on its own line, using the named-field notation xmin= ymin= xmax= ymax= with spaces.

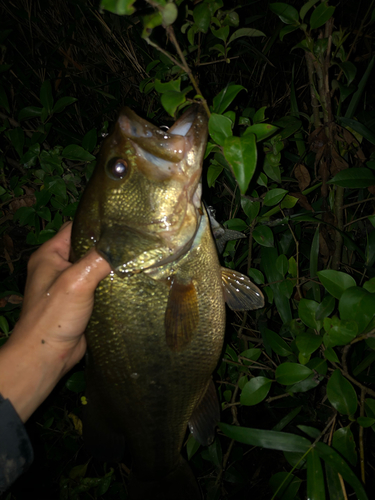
xmin=72 ymin=105 xmax=264 ymax=499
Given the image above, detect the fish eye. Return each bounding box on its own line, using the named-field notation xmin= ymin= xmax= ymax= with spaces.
xmin=106 ymin=158 xmax=128 ymax=180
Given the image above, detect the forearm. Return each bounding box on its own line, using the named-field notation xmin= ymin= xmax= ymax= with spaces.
xmin=0 ymin=329 xmax=80 ymax=422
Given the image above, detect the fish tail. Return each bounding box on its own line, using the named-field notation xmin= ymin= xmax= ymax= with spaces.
xmin=128 ymin=456 xmax=202 ymax=500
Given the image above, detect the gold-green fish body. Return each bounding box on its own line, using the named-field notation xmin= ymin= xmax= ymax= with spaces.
xmin=72 ymin=105 xmax=264 ymax=497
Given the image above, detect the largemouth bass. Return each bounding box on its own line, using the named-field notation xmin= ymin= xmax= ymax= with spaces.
xmin=71 ymin=105 xmax=264 ymax=499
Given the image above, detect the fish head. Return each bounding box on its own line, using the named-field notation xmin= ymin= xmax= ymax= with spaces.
xmin=75 ymin=106 xmax=208 ymax=275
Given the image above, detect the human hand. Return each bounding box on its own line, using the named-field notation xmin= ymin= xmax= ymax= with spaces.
xmin=0 ymin=222 xmax=111 ymax=421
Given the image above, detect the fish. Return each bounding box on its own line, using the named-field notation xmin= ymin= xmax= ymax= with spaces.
xmin=71 ymin=105 xmax=264 ymax=500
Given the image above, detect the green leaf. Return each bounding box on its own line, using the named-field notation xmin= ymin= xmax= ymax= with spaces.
xmin=213 ymin=85 xmax=246 ymax=114
xmin=345 ymin=57 xmax=375 ymax=119
xmin=7 ymin=127 xmax=25 ymax=158
xmin=186 ymin=434 xmax=200 ymax=461
xmin=14 ymin=206 xmax=36 ymax=226
xmin=65 ymin=371 xmax=86 ymax=393
xmin=332 ymin=427 xmax=357 ymax=466
xmin=240 ymin=377 xmax=272 ymax=406
xmin=209 ymin=113 xmax=233 ymax=146
xmin=280 ymin=194 xmax=298 ymax=209
xmin=315 ymin=295 xmax=335 ymax=320
xmin=208 ymin=438 xmax=222 ymax=469
xmin=52 ymin=96 xmax=78 ymax=114
xmin=241 ymin=197 xmax=260 ymax=221
xmin=248 ymin=268 xmax=264 ymax=285
xmin=243 ymin=123 xmax=279 ymax=142
xmin=20 ymin=143 xmax=40 ymax=168
xmin=228 ymin=27 xmax=266 ymax=45
xmin=276 ymin=254 xmax=288 ymax=276
xmin=317 ymin=270 xmax=356 ymax=299
xmin=328 ymin=167 xmax=375 ymax=188
xmin=82 ymin=129 xmax=97 ymax=153
xmin=298 ymin=299 xmax=323 ymax=331
xmin=253 ymin=107 xmax=267 ymax=123
xmin=326 ymin=369 xmax=358 ymax=416
xmin=310 ymin=2 xmax=335 ymax=29
xmin=300 ymin=0 xmax=320 ymax=21
xmin=100 ymin=0 xmax=136 ymax=15
xmin=218 ymin=423 xmax=311 ymax=452
xmin=307 ymin=448 xmax=326 ymax=500
xmin=296 ymin=331 xmax=322 ymax=357
xmin=269 ymin=3 xmax=299 ymax=25
xmin=264 ymin=188 xmax=288 ymax=206
xmin=357 ymin=417 xmax=375 ymax=428
xmin=323 ymin=316 xmax=358 ymax=348
xmin=69 ymin=462 xmax=88 ymax=479
xmin=263 ymin=328 xmax=292 ymax=356
xmin=155 ymin=78 xmax=181 ymax=93
xmin=339 ymin=286 xmax=375 ymax=334
xmin=193 ymin=2 xmax=211 ymax=33
xmin=211 ymin=25 xmax=230 ymax=42
xmin=269 ymin=472 xmax=302 ymax=499
xmin=253 ymin=225 xmax=274 ymax=247
xmin=337 ymin=61 xmax=357 ymax=86
xmin=337 ymin=117 xmax=375 ymax=146
xmin=62 ymin=145 xmax=95 ymax=161
xmin=0 ymin=316 xmax=9 ymax=334
xmin=18 ymin=106 xmax=43 ymax=121
xmin=36 ymin=206 xmax=51 ymax=222
xmin=224 ymin=134 xmax=257 ymax=194
xmin=161 ymin=89 xmax=191 ymax=117
xmin=280 ymin=24 xmax=300 ymax=41
xmin=315 ymin=442 xmax=368 ymax=500
xmin=39 ymin=150 xmax=62 ymax=174
xmin=298 ymin=425 xmax=321 ymax=439
xmin=207 ymin=163 xmax=223 ymax=187
xmin=325 ymin=463 xmax=345 ymax=500
xmin=273 ymin=407 xmax=302 ymax=432
xmin=40 ymin=80 xmax=53 ymax=114
xmin=275 ymin=362 xmax=313 ymax=385
xmin=324 ymin=347 xmax=339 ymax=363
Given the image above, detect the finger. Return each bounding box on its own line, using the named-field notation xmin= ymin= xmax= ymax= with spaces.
xmin=55 ymin=248 xmax=111 ymax=297
xmin=25 ymin=223 xmax=74 ymax=297
xmin=27 ymin=222 xmax=73 ymax=274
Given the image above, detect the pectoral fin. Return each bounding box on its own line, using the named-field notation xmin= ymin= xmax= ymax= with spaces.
xmin=188 ymin=379 xmax=220 ymax=446
xmin=221 ymin=267 xmax=264 ymax=311
xmin=165 ymin=279 xmax=199 ymax=352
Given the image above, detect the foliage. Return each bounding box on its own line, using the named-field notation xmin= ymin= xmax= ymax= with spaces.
xmin=2 ymin=0 xmax=375 ymax=499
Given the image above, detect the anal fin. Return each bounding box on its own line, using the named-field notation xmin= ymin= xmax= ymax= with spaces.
xmin=188 ymin=379 xmax=220 ymax=447
xmin=165 ymin=279 xmax=199 ymax=352
xmin=221 ymin=267 xmax=264 ymax=311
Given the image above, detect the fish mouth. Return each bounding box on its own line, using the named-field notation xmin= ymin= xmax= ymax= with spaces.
xmin=118 ymin=105 xmax=207 ymax=179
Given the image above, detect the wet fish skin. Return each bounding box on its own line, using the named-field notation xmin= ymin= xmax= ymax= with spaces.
xmin=71 ymin=106 xmax=226 ymax=495
xmin=71 ymin=105 xmax=264 ymax=498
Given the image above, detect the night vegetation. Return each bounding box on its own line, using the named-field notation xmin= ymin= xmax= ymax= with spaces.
xmin=1 ymin=0 xmax=375 ymax=498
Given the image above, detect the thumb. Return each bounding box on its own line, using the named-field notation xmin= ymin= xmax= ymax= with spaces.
xmin=62 ymin=249 xmax=112 ymax=296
